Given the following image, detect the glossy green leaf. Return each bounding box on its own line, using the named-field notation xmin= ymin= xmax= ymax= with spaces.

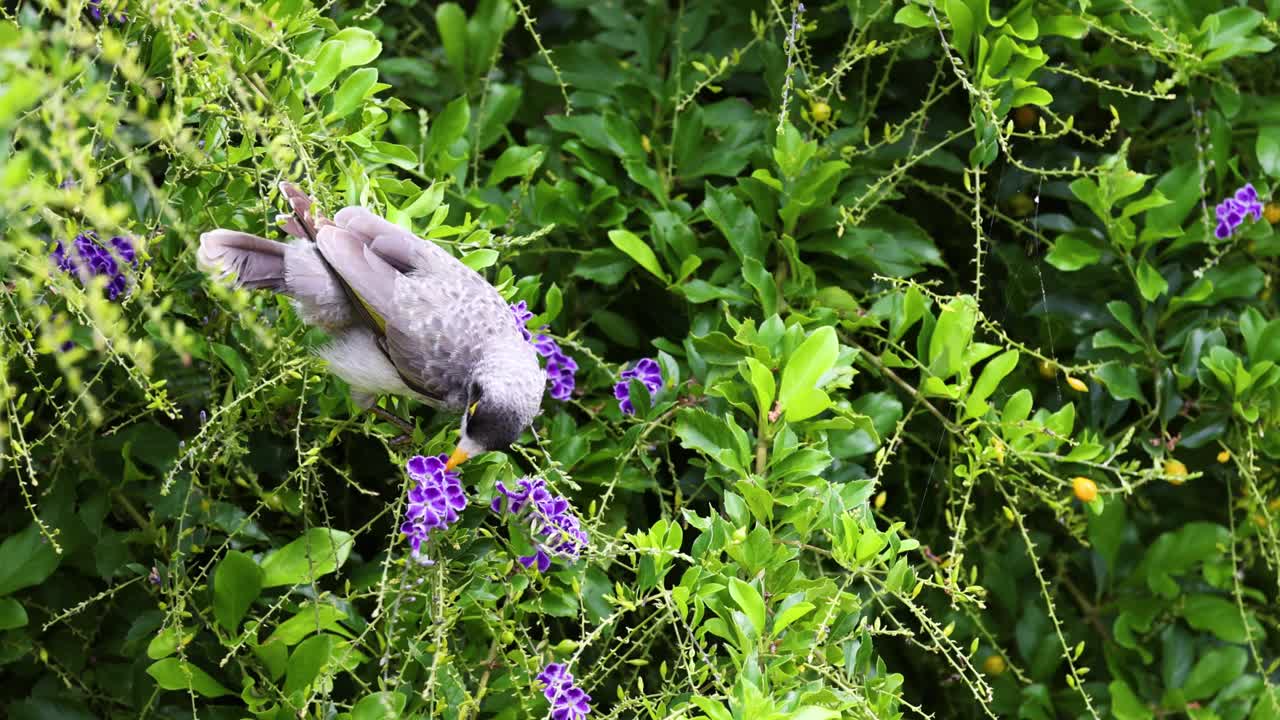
xmin=260 ymin=528 xmax=354 ymax=588
xmin=965 ymin=349 xmax=1020 ymax=419
xmin=213 ymin=550 xmax=262 ymax=634
xmin=779 ymin=326 xmax=838 ymax=422
xmin=146 ymin=659 xmax=232 ymax=697
xmin=607 ymin=229 xmax=668 ymax=282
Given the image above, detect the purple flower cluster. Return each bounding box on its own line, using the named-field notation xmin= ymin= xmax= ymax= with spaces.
xmin=51 ymin=232 xmax=137 ymax=301
xmin=1214 ymin=183 xmax=1263 ymax=240
xmin=491 ymin=477 xmax=588 ymax=572
xmin=614 ymin=358 xmax=663 ymax=415
xmin=399 ymin=454 xmax=467 ymax=565
xmin=88 ymin=0 xmax=127 ymax=24
xmin=511 ymin=302 xmax=578 ymax=401
xmin=536 ymin=663 xmax=591 ymax=720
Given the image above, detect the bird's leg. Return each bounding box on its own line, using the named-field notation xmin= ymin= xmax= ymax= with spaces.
xmin=368 ymin=405 xmax=415 ymax=446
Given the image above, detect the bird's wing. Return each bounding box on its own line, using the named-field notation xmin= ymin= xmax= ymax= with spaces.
xmin=332 ymin=206 xmax=458 ymax=271
xmin=315 ymin=225 xmax=449 ymax=404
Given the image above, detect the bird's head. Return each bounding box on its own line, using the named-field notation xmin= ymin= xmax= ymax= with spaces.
xmin=445 ymin=344 xmax=544 ymax=470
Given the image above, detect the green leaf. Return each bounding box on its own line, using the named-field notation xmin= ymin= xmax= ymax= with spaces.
xmin=330 ymin=27 xmax=382 ymax=67
xmin=770 ymin=601 xmax=815 ymax=638
xmin=855 ymin=528 xmax=887 ymax=563
xmin=928 ymin=295 xmax=978 ymax=379
xmin=1183 ymin=646 xmax=1247 ymax=700
xmin=779 ymin=326 xmax=838 ymax=422
xmin=740 ymin=357 xmax=777 ymax=418
xmin=0 ymin=597 xmax=28 ymax=630
xmin=285 ymin=633 xmax=339 ymax=697
xmin=427 ymin=97 xmax=471 ymax=157
xmin=727 ymin=578 xmax=766 ymax=639
xmin=1182 ymin=594 xmax=1250 ymax=643
xmin=1045 ymin=231 xmax=1104 ymax=271
xmin=435 ymin=3 xmax=468 ymax=78
xmin=893 ymin=4 xmax=932 ymax=28
xmin=267 ymin=602 xmax=352 ymax=646
xmin=461 ymin=249 xmax=499 ymax=270
xmin=965 ymin=349 xmax=1020 ymax=419
xmin=773 ymin=122 xmax=816 ymax=179
xmin=674 ymin=408 xmax=748 ymax=475
xmin=1109 ymin=680 xmax=1153 ymax=720
xmin=702 ymin=183 xmax=766 ymax=263
xmin=146 ymin=658 xmax=232 ymax=697
xmin=487 ymin=145 xmax=544 ymax=186
xmin=0 ymin=523 xmax=61 ymax=596
xmin=351 ymin=692 xmax=408 ymax=720
xmin=329 ymin=67 xmax=378 ymax=120
xmin=306 ymin=41 xmax=347 ymax=94
xmin=260 ymin=528 xmax=354 ymax=588
xmin=945 ymin=0 xmax=976 ymax=59
xmin=1136 ymin=260 xmax=1169 ymax=301
xmin=607 ymin=229 xmax=669 ymax=282
xmin=213 ymin=550 xmax=263 ymax=634
xmin=1097 ymin=361 xmax=1144 ymax=402
xmin=1258 ymin=126 xmax=1280 ymax=178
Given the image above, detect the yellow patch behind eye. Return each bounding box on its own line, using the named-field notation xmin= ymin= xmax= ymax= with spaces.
xmin=469 ymin=401 xmax=479 ymax=416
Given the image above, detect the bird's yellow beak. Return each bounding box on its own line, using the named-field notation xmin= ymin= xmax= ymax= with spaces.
xmin=445 ymin=445 xmax=470 ymax=471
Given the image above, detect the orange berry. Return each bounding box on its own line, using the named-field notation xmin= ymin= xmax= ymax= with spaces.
xmin=1265 ymin=202 xmax=1280 ymax=224
xmin=810 ymin=100 xmax=832 ymax=123
xmin=1164 ymin=459 xmax=1187 ymax=485
xmin=1217 ymin=449 xmax=1231 ymax=464
xmin=1072 ymin=476 xmax=1098 ymax=503
xmin=1066 ymin=375 xmax=1088 ymax=393
xmin=983 ymin=655 xmax=1007 ymax=676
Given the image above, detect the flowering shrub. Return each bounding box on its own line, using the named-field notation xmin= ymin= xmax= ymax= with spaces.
xmin=3 ymin=1 xmax=1280 ymax=719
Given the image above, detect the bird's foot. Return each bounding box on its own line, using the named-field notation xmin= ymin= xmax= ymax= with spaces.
xmin=368 ymin=405 xmax=415 ymax=439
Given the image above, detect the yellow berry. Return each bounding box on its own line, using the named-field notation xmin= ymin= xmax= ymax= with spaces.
xmin=1013 ymin=105 xmax=1037 ymax=130
xmin=1254 ymin=514 xmax=1268 ymax=528
xmin=1217 ymin=449 xmax=1231 ymax=464
xmin=1072 ymin=476 xmax=1098 ymax=503
xmin=1066 ymin=375 xmax=1088 ymax=393
xmin=1164 ymin=459 xmax=1187 ymax=485
xmin=810 ymin=100 xmax=832 ymax=123
xmin=983 ymin=655 xmax=1007 ymax=676
xmin=641 ymin=134 xmax=651 ymax=154
xmin=874 ymin=491 xmax=887 ymax=509
xmin=1268 ymin=498 xmax=1280 ymax=512
xmin=1265 ymin=202 xmax=1280 ymax=224
xmin=1038 ymin=359 xmax=1057 ymax=380
xmin=992 ymin=439 xmax=1005 ymax=464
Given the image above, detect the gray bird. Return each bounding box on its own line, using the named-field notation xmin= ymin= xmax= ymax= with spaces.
xmin=197 ymin=182 xmax=544 ymax=470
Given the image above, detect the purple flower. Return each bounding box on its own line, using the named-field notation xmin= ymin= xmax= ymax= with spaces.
xmin=614 ymin=358 xmax=663 ymax=415
xmin=1214 ymin=183 xmax=1264 ymax=239
xmin=399 ymin=454 xmax=467 ymax=565
xmin=110 ymin=236 xmax=137 ymax=266
xmin=52 ymin=232 xmax=137 ymax=302
xmin=536 ymin=663 xmax=591 ymax=720
xmin=510 ymin=301 xmax=534 ymax=342
xmin=533 ymin=334 xmax=578 ymax=401
xmin=512 ymin=301 xmax=577 ymax=401
xmin=491 ymin=477 xmax=588 ymax=572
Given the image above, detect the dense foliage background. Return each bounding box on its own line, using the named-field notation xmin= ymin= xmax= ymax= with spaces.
xmin=3 ymin=0 xmax=1280 ymax=717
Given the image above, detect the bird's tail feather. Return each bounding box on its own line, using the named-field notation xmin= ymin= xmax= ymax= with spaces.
xmin=198 ymin=230 xmax=289 ymax=290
